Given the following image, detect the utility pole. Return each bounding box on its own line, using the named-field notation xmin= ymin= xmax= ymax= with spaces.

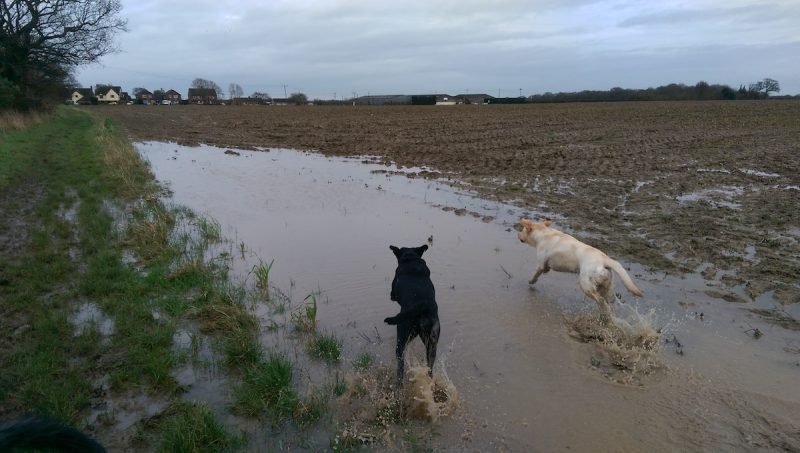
xmin=519 ymin=88 xmax=522 ymax=97
xmin=283 ymin=84 xmax=288 ymax=98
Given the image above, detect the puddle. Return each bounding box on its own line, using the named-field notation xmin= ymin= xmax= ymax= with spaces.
xmin=739 ymin=168 xmax=780 ymax=178
xmin=676 ymin=186 xmax=744 ymax=209
xmin=136 ymin=141 xmax=800 ymax=451
xmin=70 ymin=302 xmax=114 ymax=344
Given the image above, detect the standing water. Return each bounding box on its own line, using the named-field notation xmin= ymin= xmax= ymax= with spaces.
xmin=138 ymin=142 xmax=799 ymax=452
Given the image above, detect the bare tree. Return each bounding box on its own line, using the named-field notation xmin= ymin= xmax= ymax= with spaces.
xmin=762 ymin=78 xmax=780 ymax=96
xmin=0 ymin=0 xmax=127 ymax=99
xmin=251 ymin=91 xmax=270 ymax=99
xmin=228 ymin=83 xmax=244 ymax=99
xmin=191 ymin=78 xmax=223 ymax=97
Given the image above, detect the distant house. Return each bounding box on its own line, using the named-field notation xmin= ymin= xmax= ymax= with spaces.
xmin=164 ymin=89 xmax=181 ymax=104
xmin=95 ymin=85 xmax=122 ymax=104
xmin=71 ymin=87 xmax=94 ymax=105
xmin=136 ymin=89 xmax=154 ymax=104
xmin=270 ymin=97 xmax=289 ymax=106
xmin=456 ymin=94 xmax=494 ymax=105
xmin=353 ymin=95 xmax=411 ymax=105
xmin=119 ymin=91 xmax=131 ymax=103
xmin=187 ymin=88 xmax=218 ymax=104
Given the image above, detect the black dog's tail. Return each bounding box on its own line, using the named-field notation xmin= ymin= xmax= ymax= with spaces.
xmin=0 ymin=416 xmax=106 ymax=453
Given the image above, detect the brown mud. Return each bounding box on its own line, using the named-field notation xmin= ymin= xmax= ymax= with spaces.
xmin=93 ymin=102 xmax=800 ymax=307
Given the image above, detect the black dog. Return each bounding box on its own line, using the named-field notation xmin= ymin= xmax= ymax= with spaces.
xmin=0 ymin=415 xmax=105 ymax=452
xmin=385 ymin=244 xmax=440 ymax=385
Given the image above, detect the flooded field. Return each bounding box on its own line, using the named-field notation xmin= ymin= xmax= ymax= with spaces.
xmin=96 ymin=102 xmax=800 ymax=310
xmin=138 ymin=141 xmax=800 ymax=451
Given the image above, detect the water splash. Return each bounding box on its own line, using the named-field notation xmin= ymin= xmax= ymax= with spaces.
xmin=567 ymin=303 xmax=663 ymax=385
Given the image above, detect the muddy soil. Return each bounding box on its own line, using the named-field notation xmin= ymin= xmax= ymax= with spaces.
xmin=94 ymin=102 xmax=800 ymax=306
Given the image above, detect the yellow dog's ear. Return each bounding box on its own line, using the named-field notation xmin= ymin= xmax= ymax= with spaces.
xmin=543 ymin=219 xmax=553 ymax=227
xmin=519 ymin=217 xmax=532 ymax=226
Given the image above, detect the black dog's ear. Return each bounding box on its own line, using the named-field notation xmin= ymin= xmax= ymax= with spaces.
xmin=415 ymin=244 xmax=429 ymax=256
xmin=390 ymin=245 xmax=400 ymax=257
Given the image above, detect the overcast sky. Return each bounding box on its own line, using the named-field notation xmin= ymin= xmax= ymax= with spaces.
xmin=76 ymin=0 xmax=800 ymax=98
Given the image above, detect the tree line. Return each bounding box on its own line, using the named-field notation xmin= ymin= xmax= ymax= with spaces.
xmin=0 ymin=0 xmax=126 ymax=110
xmin=527 ymin=79 xmax=786 ymax=103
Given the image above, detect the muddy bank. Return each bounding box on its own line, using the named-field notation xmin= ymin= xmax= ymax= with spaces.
xmin=93 ymin=102 xmax=800 ymax=306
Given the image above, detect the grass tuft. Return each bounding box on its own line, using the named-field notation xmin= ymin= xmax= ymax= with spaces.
xmin=307 ymin=331 xmax=342 ymax=363
xmin=155 ymin=401 xmax=243 ymax=453
xmin=291 ymin=293 xmax=318 ymax=333
xmin=352 ymin=353 xmax=373 ymax=371
xmin=196 ymin=216 xmax=221 ymax=242
xmin=233 ymin=352 xmax=298 ymax=419
xmin=251 ymin=258 xmax=274 ymax=294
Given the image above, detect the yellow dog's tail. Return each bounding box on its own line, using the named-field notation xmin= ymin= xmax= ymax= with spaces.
xmin=605 ymin=258 xmax=644 ymax=297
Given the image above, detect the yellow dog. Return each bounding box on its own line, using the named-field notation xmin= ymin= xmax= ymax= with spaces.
xmin=518 ymin=218 xmax=643 ymax=323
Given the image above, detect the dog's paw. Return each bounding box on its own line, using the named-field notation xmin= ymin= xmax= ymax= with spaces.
xmin=528 ymin=279 xmax=536 ymax=285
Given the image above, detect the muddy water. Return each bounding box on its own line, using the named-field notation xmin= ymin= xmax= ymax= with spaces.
xmin=138 ymin=142 xmax=800 ymax=452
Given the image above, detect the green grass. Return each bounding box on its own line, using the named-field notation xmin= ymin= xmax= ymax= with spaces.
xmin=197 ymin=216 xmax=222 ymax=242
xmin=233 ymin=352 xmax=298 ymax=419
xmin=307 ymin=331 xmax=342 ymax=362
xmin=352 ymin=353 xmax=373 ymax=371
xmin=154 ymin=401 xmax=244 ymax=453
xmin=0 ymin=108 xmax=254 ymax=448
xmin=251 ymin=258 xmax=274 ymax=294
xmin=292 ymin=293 xmax=318 ymax=333
xmin=0 ymin=107 xmax=379 ymax=449
xmin=332 ymin=372 xmax=347 ymax=397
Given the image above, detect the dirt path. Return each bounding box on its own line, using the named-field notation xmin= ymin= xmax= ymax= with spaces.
xmin=94 ymin=102 xmax=800 ymax=306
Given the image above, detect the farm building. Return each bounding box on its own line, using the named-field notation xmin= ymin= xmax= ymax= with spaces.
xmin=435 ymin=94 xmax=461 ymax=105
xmin=232 ymin=97 xmax=268 ymax=105
xmin=353 ymin=95 xmax=411 ymax=105
xmin=456 ymin=94 xmax=495 ymax=104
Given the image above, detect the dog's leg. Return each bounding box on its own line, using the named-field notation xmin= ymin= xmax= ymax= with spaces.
xmin=601 ymin=273 xmax=617 ymax=305
xmin=394 ymin=324 xmax=414 ymax=386
xmin=580 ymin=275 xmax=613 ymax=325
xmin=421 ymin=319 xmax=441 ymax=377
xmin=528 ymin=262 xmax=550 ymax=285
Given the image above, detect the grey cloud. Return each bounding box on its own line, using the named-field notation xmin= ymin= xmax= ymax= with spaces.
xmin=618 ymin=3 xmax=797 ymax=28
xmin=76 ymin=0 xmax=800 ymax=97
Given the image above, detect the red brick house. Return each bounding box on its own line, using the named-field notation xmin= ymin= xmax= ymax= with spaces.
xmin=136 ymin=89 xmax=154 ymax=104
xmin=164 ymin=89 xmax=181 ymax=104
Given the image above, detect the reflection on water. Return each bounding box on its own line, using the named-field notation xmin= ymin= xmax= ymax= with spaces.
xmin=137 ymin=141 xmax=800 ymax=451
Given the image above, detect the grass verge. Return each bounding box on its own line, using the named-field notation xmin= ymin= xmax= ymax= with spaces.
xmin=0 ymin=107 xmax=247 ymax=449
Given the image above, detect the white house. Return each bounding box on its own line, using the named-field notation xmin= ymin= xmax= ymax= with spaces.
xmin=95 ymin=85 xmax=122 ymax=104
xmin=71 ymin=88 xmax=94 ymax=105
